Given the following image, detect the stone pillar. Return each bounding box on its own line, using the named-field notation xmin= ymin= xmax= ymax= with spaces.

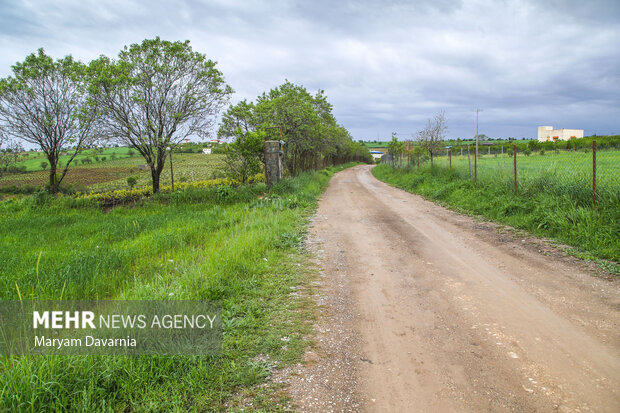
xmin=264 ymin=140 xmax=283 ymax=187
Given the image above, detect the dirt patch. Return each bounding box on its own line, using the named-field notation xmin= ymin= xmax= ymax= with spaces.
xmin=0 ymin=167 xmax=130 ymax=188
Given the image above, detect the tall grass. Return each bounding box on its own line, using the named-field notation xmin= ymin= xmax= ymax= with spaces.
xmin=0 ymin=163 xmax=356 ymax=411
xmin=373 ymin=163 xmax=619 ymax=263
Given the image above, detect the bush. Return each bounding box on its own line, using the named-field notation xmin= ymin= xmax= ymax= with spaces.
xmin=215 ymin=185 xmax=235 ymax=202
xmin=7 ymin=165 xmax=27 ymax=173
xmin=126 ymin=176 xmax=138 ymax=188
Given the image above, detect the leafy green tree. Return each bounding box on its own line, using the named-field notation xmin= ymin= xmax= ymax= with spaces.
xmin=527 ymin=140 xmax=541 ymax=151
xmin=253 ymin=81 xmax=330 ymax=173
xmin=126 ymin=176 xmax=138 ymax=188
xmin=223 ymin=130 xmax=265 ymax=183
xmin=0 ymin=49 xmax=97 ymax=192
xmin=89 ymin=37 xmax=233 ymax=193
xmin=387 ymin=134 xmax=405 ymax=166
xmin=218 ymin=99 xmax=256 ymax=138
xmin=217 ymin=81 xmax=371 ymax=174
xmin=40 ymin=161 xmax=48 ymax=170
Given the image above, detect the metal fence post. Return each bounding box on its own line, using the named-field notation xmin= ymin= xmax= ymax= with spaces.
xmin=474 ymin=144 xmax=478 ymax=184
xmin=467 ymin=144 xmax=472 ymax=179
xmin=593 ymin=140 xmax=596 ymax=207
xmin=513 ymin=144 xmax=517 ymax=194
xmin=449 ymin=149 xmax=452 ymax=169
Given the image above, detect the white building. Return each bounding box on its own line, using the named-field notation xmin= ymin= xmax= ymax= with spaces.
xmin=202 ymin=148 xmax=212 ymax=155
xmin=369 ymin=150 xmax=384 ymax=160
xmin=537 ymin=126 xmax=584 ymax=142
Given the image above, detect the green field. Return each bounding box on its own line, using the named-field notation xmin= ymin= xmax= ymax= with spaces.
xmin=432 ymin=150 xmax=620 ymax=207
xmin=0 ymin=164 xmax=355 ymax=411
xmin=373 ymin=150 xmax=620 ymax=264
xmin=9 ymin=147 xmax=136 ymax=171
xmin=0 ymin=150 xmax=226 ymax=194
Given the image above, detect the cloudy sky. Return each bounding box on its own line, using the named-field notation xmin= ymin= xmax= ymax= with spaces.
xmin=1 ymin=0 xmax=619 ymax=140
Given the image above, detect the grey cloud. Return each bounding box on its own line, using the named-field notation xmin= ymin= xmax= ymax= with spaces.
xmin=0 ymin=0 xmax=618 ymax=139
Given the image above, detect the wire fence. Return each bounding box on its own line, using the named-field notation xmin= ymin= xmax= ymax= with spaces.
xmin=384 ymin=141 xmax=620 ymax=209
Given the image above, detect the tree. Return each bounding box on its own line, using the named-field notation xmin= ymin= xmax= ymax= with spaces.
xmin=387 ymin=134 xmax=404 ymax=166
xmin=253 ymin=81 xmax=328 ymax=174
xmin=223 ymin=130 xmax=265 ymax=183
xmin=0 ymin=49 xmax=97 ymax=192
xmin=217 ymin=81 xmax=370 ymax=174
xmin=417 ymin=111 xmax=447 ymax=165
xmin=0 ymin=136 xmax=23 ymax=175
xmin=90 ymin=37 xmax=233 ymax=193
xmin=218 ymin=99 xmax=255 ymax=139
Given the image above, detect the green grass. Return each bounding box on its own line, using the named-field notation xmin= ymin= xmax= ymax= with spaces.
xmin=372 ymin=160 xmax=620 ymax=265
xmin=0 ymin=163 xmax=357 ymax=411
xmin=432 ymin=150 xmax=620 ymax=207
xmin=11 ymin=147 xmax=136 ymax=172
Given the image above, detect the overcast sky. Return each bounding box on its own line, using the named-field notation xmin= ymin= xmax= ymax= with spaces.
xmin=1 ymin=0 xmax=619 ymax=140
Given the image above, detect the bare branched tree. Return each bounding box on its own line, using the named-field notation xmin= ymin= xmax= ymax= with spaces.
xmin=417 ymin=111 xmax=447 ymax=165
xmin=0 ymin=135 xmax=23 ymax=175
xmin=90 ymin=37 xmax=233 ymax=193
xmin=0 ymin=49 xmax=97 ymax=192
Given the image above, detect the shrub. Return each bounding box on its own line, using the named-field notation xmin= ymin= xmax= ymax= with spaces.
xmin=40 ymin=162 xmax=48 ymax=170
xmin=126 ymin=176 xmax=138 ymax=188
xmin=215 ymin=185 xmax=235 ymax=202
xmin=7 ymin=165 xmax=27 ymax=173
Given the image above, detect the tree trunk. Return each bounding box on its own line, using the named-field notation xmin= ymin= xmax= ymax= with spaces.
xmin=48 ymin=155 xmax=58 ymax=194
xmin=151 ymin=167 xmax=161 ymax=193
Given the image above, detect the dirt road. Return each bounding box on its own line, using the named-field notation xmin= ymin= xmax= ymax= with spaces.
xmin=284 ymin=165 xmax=619 ymax=412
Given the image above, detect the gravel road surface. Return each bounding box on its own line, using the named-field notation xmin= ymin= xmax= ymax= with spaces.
xmin=283 ymin=165 xmax=619 ymax=413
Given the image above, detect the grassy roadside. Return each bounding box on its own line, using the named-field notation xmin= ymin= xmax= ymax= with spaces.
xmin=0 ymin=163 xmax=357 ymax=411
xmin=372 ymin=164 xmax=619 ymax=269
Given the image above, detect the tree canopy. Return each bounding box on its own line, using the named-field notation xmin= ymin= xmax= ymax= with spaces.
xmin=218 ymin=81 xmax=371 ymax=174
xmin=89 ymin=37 xmax=233 ymax=192
xmin=0 ymin=49 xmax=97 ymax=192
xmin=417 ymin=111 xmax=447 ymax=165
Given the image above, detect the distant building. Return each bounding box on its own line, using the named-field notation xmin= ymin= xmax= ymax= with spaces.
xmin=182 ymin=138 xmax=192 ymax=143
xmin=202 ymin=148 xmax=212 ymax=155
xmin=537 ymin=126 xmax=584 ymax=142
xmin=369 ymin=150 xmax=384 ymax=160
